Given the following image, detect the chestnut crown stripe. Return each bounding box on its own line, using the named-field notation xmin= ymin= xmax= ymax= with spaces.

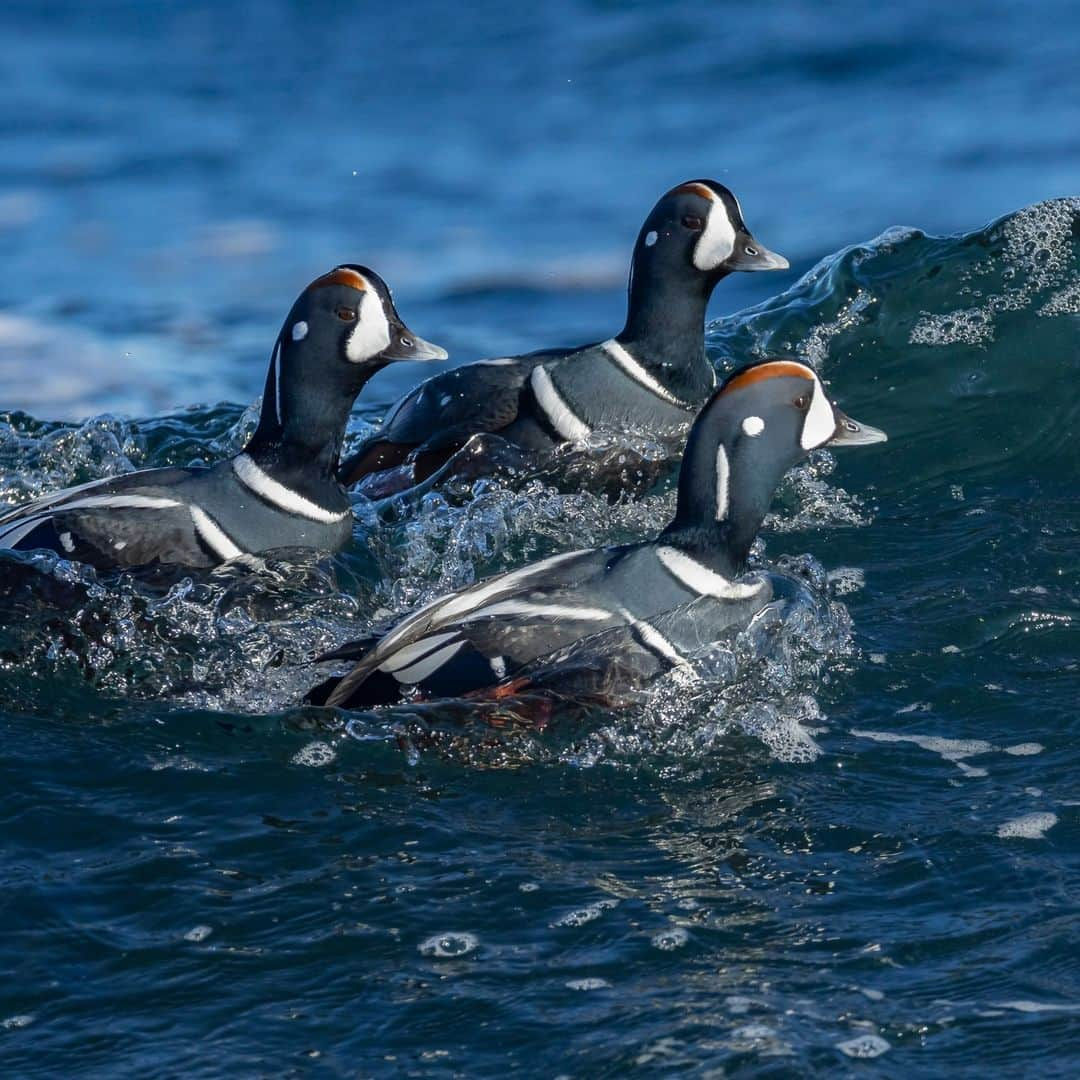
xmin=719 ymin=361 xmax=816 ymax=396
xmin=673 ymin=181 xmax=718 ymax=202
xmin=308 ymin=267 xmax=368 ymax=292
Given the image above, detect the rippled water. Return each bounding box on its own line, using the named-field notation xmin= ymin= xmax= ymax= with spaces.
xmin=5 ymin=3 xmax=1080 ymax=1075
xmin=4 ymin=197 xmax=1079 ymax=1075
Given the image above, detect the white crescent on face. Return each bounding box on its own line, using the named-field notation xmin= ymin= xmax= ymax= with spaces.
xmin=800 ymin=370 xmax=838 ymax=450
xmin=692 ymin=193 xmax=736 ymax=271
xmin=345 ymin=280 xmax=392 ymax=363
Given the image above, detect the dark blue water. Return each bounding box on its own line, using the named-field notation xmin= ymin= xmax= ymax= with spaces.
xmin=2 ymin=2 xmax=1079 ymax=1075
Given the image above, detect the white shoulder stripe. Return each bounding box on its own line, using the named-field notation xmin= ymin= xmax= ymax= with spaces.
xmin=189 ymin=505 xmax=243 ymax=561
xmin=468 ymin=600 xmax=612 ymax=622
xmin=530 ymin=366 xmax=591 ymax=442
xmin=233 ymin=454 xmax=349 ymax=523
xmin=617 ymin=607 xmax=686 ymax=667
xmin=655 ymin=546 xmax=764 ymax=601
xmin=601 ymin=340 xmax=689 ymax=408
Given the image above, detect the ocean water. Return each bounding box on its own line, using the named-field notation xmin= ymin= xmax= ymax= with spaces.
xmin=2 ymin=2 xmax=1079 ymax=1076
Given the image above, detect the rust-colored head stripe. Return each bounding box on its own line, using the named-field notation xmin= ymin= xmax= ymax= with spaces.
xmin=672 ymin=181 xmax=718 ymax=202
xmin=308 ymin=267 xmax=367 ymax=292
xmin=720 ymin=361 xmax=815 ymax=397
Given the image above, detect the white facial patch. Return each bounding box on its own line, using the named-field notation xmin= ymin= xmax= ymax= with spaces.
xmin=291 ymin=321 xmax=308 ymax=342
xmin=692 ymin=194 xmax=736 ymax=271
xmin=741 ymin=415 xmax=765 ymax=438
xmin=345 ymin=282 xmax=391 ymax=363
xmin=644 ymin=230 xmax=658 ymax=247
xmin=714 ymin=445 xmax=729 ymax=521
xmin=801 ymin=373 xmax=837 ymax=449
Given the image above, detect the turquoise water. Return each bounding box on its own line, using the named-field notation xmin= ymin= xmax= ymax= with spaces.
xmin=3 ymin=3 xmax=1080 ymax=1076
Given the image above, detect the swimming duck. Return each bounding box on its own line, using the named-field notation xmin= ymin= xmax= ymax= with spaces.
xmin=337 ymin=180 xmax=788 ymax=494
xmin=308 ymin=360 xmax=885 ymax=709
xmin=0 ymin=266 xmax=446 ymax=569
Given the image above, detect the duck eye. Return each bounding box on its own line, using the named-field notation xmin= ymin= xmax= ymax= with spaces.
xmin=744 ymin=244 xmax=758 ymax=256
xmin=336 ymin=306 xmax=357 ymax=322
xmin=682 ymin=214 xmax=704 ymax=231
xmin=399 ymin=336 xmax=412 ymax=347
xmin=794 ymin=394 xmax=810 ymax=410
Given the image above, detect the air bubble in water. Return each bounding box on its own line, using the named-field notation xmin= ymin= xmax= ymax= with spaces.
xmin=418 ymin=932 xmax=479 ymax=958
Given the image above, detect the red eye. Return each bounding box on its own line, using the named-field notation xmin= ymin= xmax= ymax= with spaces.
xmin=682 ymin=214 xmax=704 ymax=231
xmin=336 ymin=306 xmax=357 ymax=322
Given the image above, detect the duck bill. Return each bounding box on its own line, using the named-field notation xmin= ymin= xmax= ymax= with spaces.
xmin=382 ymin=327 xmax=449 ymax=362
xmin=725 ymin=232 xmax=790 ymax=272
xmin=827 ymin=406 xmax=888 ymax=447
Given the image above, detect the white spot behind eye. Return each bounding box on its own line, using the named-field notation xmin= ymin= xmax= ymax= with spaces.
xmin=644 ymin=230 xmax=658 ymax=247
xmin=291 ymin=321 xmax=308 ymax=342
xmin=742 ymin=415 xmax=765 ymax=437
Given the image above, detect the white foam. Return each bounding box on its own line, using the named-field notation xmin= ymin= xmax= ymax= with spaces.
xmin=418 ymin=932 xmax=479 ymax=958
xmin=836 ymin=1034 xmax=890 ymax=1059
xmin=291 ymin=741 xmax=337 ymax=767
xmin=996 ymin=812 xmax=1057 ymax=839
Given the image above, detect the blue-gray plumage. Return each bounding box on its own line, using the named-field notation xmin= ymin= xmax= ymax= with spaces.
xmin=309 ymin=359 xmax=887 ymax=709
xmin=338 ymin=179 xmax=788 ymax=491
xmin=0 ymin=265 xmax=446 ymax=570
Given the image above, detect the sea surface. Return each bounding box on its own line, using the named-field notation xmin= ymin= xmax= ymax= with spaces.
xmin=2 ymin=2 xmax=1079 ymax=1076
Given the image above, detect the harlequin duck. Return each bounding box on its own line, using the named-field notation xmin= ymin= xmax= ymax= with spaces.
xmin=0 ymin=266 xmax=446 ymax=570
xmin=308 ymin=360 xmax=885 ymax=709
xmin=338 ymin=179 xmax=788 ymax=494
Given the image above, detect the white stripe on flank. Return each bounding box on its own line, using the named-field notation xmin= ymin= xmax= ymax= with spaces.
xmin=189 ymin=505 xmax=243 ymax=561
xmin=436 ymin=550 xmax=589 ymax=623
xmin=617 ymin=607 xmax=686 ymax=667
xmin=391 ymin=640 xmax=465 ymax=685
xmin=232 ymin=454 xmax=349 ymax=523
xmin=0 ymin=517 xmax=50 ymax=548
xmin=0 ymin=493 xmax=183 ymax=549
xmin=371 ymin=549 xmax=592 ymax=659
xmin=468 ymin=600 xmax=612 ymax=622
xmin=0 ymin=475 xmax=112 ymax=524
xmin=381 ymin=631 xmax=460 ymax=675
xmin=715 ymin=444 xmax=730 ymax=522
xmin=601 ymin=339 xmax=688 ymax=408
xmin=530 ymin=366 xmax=591 ymax=442
xmin=655 ymin=546 xmax=764 ymax=601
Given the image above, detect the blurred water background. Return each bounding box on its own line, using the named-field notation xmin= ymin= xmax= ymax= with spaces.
xmin=1 ymin=1 xmax=1079 ymax=1076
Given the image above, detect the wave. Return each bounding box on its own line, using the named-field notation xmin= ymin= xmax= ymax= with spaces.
xmin=3 ymin=198 xmax=1079 ymax=766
